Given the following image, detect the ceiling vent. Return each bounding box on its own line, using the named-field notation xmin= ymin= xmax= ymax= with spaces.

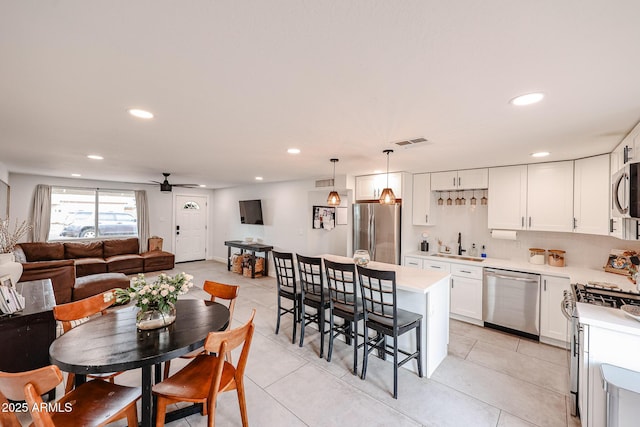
xmin=315 ymin=178 xmax=334 ymax=188
xmin=394 ymin=137 xmax=430 ymax=149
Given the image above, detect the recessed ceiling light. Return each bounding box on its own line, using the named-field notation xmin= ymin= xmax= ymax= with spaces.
xmin=510 ymin=92 xmax=544 ymax=106
xmin=71 ymin=173 xmax=81 ymax=177
xmin=199 ymin=184 xmax=206 ymax=188
xmin=255 ymin=176 xmax=263 ymax=181
xmin=287 ymin=148 xmax=301 ymax=154
xmin=531 ymin=151 xmax=550 ymax=158
xmin=87 ymin=154 xmax=104 ymax=160
xmin=128 ymin=108 xmax=154 ymax=119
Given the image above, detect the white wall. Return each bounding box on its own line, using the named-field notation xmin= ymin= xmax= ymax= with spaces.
xmin=209 ymin=180 xmax=351 ymax=267
xmin=8 ymin=173 xmax=214 ymax=254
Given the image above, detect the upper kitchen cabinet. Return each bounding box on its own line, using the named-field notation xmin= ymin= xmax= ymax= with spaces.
xmin=574 ymin=154 xmax=609 ymax=236
xmin=488 ymin=165 xmax=527 ymax=230
xmin=430 ymin=168 xmax=488 ymax=191
xmin=488 ymin=162 xmax=574 ymax=232
xmin=355 ymin=172 xmax=402 ymax=201
xmin=611 ymin=120 xmax=640 ymax=172
xmin=527 ymin=161 xmax=574 ymax=232
xmin=412 ymin=173 xmax=432 ymax=226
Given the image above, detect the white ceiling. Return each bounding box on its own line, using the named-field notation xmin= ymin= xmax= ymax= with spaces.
xmin=1 ymin=1 xmax=640 ymax=189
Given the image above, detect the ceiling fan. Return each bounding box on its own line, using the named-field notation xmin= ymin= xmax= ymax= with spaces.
xmin=151 ymin=173 xmax=197 ymax=192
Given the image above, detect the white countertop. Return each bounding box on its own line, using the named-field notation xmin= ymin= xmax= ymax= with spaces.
xmin=577 ymin=302 xmax=640 ymax=336
xmin=320 ymin=253 xmax=450 ymax=294
xmin=405 ymin=251 xmax=640 ymax=293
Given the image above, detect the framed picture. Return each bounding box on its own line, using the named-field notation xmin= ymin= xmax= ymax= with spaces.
xmin=0 ymin=274 xmax=14 ymax=288
xmin=312 ymin=206 xmax=335 ymax=230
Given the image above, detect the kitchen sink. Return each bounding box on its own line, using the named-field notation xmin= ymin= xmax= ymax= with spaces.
xmin=431 ymin=253 xmax=485 ymax=262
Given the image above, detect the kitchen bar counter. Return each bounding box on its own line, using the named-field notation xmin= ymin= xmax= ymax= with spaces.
xmin=406 ymin=251 xmax=639 ymax=293
xmin=577 ymin=302 xmax=640 ymax=336
xmin=320 ymin=254 xmax=451 ymax=378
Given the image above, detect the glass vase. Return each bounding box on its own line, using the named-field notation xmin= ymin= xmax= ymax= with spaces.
xmin=353 ymin=249 xmax=370 ymax=266
xmin=136 ymin=302 xmax=177 ymax=330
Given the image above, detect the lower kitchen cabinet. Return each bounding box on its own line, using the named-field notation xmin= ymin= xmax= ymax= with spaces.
xmin=539 ymin=274 xmax=570 ymax=347
xmin=450 ymin=263 xmax=483 ymax=325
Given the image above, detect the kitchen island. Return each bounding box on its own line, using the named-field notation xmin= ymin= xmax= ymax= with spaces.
xmin=320 ymin=254 xmax=451 ymax=378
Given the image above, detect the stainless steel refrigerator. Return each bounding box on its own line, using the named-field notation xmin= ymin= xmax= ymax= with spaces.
xmin=353 ymin=203 xmax=401 ymax=265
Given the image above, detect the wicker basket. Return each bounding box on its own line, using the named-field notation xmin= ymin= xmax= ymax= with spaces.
xmin=231 ymin=254 xmax=243 ymax=273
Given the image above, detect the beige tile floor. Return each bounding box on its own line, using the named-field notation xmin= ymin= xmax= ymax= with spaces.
xmin=16 ymin=260 xmax=581 ymax=426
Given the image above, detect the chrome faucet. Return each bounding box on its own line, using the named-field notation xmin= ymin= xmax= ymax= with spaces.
xmin=457 ymin=232 xmax=465 ymax=256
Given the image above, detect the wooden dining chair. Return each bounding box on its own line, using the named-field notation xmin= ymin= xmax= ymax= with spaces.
xmin=153 ymin=309 xmax=256 ymax=427
xmin=0 ymin=392 xmax=21 ymax=427
xmin=163 ymin=280 xmax=240 ymax=379
xmin=52 ymin=289 xmax=123 ymax=393
xmin=356 ymin=265 xmax=423 ymax=399
xmin=0 ymin=364 xmax=140 ymax=427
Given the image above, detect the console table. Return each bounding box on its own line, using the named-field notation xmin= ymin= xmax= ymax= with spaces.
xmin=224 ymin=240 xmax=273 ymax=278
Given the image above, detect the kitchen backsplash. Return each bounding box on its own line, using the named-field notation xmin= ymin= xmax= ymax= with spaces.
xmin=408 ymin=202 xmax=640 ymax=270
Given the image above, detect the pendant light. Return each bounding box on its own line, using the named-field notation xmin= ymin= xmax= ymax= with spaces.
xmin=327 ymin=158 xmax=341 ymax=206
xmin=379 ymin=149 xmax=396 ymax=204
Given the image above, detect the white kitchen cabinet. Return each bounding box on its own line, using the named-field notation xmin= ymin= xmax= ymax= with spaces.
xmin=449 ymin=263 xmax=483 ymax=323
xmin=527 ymin=161 xmax=574 ymax=232
xmin=539 ymin=275 xmax=570 ymax=346
xmin=431 ymin=168 xmax=488 ymax=191
xmin=404 ymin=256 xmax=423 ymax=269
xmin=412 ymin=173 xmax=432 ymax=226
xmin=423 ymin=259 xmax=450 ymax=272
xmin=574 ymin=155 xmax=609 ymax=236
xmin=578 ymin=322 xmax=640 ymax=427
xmin=488 ymin=165 xmax=528 ymax=230
xmin=355 ymin=172 xmax=402 ymax=201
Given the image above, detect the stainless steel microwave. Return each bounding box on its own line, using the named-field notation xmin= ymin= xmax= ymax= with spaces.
xmin=612 ymin=163 xmax=640 ymax=218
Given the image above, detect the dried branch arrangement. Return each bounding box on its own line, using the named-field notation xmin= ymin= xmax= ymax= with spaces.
xmin=0 ymin=219 xmax=32 ymax=254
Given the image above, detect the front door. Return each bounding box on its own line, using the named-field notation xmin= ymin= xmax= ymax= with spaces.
xmin=174 ymin=195 xmax=208 ymax=263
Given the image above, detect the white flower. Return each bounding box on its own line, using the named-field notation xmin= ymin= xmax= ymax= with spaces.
xmin=151 ymin=290 xmax=158 ymax=296
xmin=160 ymin=289 xmax=169 ymax=297
xmin=141 ymin=298 xmax=149 ymax=305
xmin=169 ymin=285 xmax=175 ymax=292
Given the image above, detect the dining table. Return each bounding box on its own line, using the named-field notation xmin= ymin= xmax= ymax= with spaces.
xmin=49 ymin=299 xmax=230 ymax=427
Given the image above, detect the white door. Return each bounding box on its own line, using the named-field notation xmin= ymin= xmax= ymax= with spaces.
xmin=174 ymin=195 xmax=208 ymax=263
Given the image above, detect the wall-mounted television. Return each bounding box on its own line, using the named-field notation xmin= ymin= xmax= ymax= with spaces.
xmin=239 ymin=199 xmax=264 ymax=225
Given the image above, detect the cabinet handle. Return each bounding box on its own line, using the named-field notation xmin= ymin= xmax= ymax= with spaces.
xmin=425 ymin=214 xmax=428 ymax=223
xmin=610 ymin=218 xmax=615 ymax=233
xmin=573 ymin=218 xmax=577 ymax=229
xmin=529 ymin=217 xmax=532 ymax=227
xmin=521 ymin=217 xmax=524 ymax=228
xmin=458 ymin=177 xmax=461 ymax=187
xmin=451 ymin=279 xmax=454 ymax=289
xmin=460 ymin=270 xmax=472 ymax=274
xmin=544 ymin=279 xmax=547 ymax=291
xmin=431 ymin=265 xmax=441 ymax=269
xmin=453 ymin=177 xmax=456 ymax=187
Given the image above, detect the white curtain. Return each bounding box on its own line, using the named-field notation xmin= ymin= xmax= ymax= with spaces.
xmin=135 ymin=190 xmax=150 ymax=253
xmin=31 ymin=184 xmax=51 ymax=242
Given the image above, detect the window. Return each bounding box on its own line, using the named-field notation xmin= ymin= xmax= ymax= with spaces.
xmin=49 ymin=188 xmax=138 ymax=240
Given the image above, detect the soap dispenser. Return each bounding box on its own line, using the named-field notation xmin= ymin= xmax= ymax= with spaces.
xmin=481 ymin=245 xmax=487 ymax=258
xmin=469 ymin=243 xmax=478 ymax=257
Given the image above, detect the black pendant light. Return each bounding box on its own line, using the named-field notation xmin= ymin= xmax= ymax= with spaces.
xmin=327 ymin=158 xmax=341 ymax=206
xmin=379 ymin=149 xmax=396 ymax=204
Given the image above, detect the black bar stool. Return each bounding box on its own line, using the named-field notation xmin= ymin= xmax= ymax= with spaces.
xmin=356 ymin=264 xmax=423 ymax=399
xmin=296 ymin=254 xmax=330 ymax=357
xmin=324 ymin=259 xmax=364 ymax=375
xmin=273 ymin=250 xmax=301 ymax=344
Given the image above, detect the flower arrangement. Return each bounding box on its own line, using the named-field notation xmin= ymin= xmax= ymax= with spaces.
xmin=115 ymin=272 xmax=194 ymax=313
xmin=0 ymin=219 xmax=31 ymax=254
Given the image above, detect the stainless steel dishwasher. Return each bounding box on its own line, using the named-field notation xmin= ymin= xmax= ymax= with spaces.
xmin=483 ymin=268 xmax=541 ymax=340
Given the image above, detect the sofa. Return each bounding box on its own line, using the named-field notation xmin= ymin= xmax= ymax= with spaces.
xmin=14 ymin=238 xmax=175 ymax=304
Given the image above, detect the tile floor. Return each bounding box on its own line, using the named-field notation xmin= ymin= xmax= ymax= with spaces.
xmin=18 ymin=260 xmax=582 ymax=426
